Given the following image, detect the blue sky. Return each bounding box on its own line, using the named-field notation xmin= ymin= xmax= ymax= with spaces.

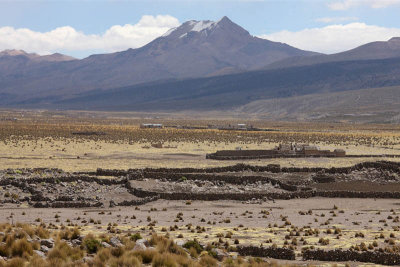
xmin=0 ymin=0 xmax=399 ymax=58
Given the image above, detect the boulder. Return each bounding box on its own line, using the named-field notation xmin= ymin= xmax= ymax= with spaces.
xmin=135 ymin=239 xmax=149 ymax=247
xmin=110 ymin=237 xmax=122 ymax=247
xmin=133 ymin=242 xmax=147 ymax=251
xmin=133 ymin=239 xmax=152 ymax=251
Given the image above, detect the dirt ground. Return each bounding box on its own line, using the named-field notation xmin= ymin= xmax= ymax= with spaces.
xmin=2 ymin=198 xmax=400 ymax=260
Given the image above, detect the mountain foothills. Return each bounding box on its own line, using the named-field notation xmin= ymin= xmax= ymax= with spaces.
xmin=1 ymin=16 xmax=400 ymax=122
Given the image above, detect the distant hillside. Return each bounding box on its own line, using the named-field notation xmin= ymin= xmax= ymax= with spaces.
xmin=237 ymin=86 xmax=400 ymax=123
xmin=267 ymin=37 xmax=400 ymax=69
xmin=0 ymin=49 xmax=75 ymax=77
xmin=0 ymin=49 xmax=76 ymax=62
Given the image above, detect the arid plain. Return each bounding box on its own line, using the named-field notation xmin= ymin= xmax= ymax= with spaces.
xmin=2 ymin=110 xmax=400 ymax=266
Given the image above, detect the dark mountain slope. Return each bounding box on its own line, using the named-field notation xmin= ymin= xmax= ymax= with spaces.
xmin=15 ymin=56 xmax=400 ymax=111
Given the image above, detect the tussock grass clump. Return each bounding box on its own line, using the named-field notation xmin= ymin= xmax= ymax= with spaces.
xmin=133 ymin=249 xmax=158 ymax=264
xmin=10 ymin=238 xmax=33 ymax=258
xmin=58 ymin=227 xmax=80 ymax=240
xmin=108 ymin=252 xmax=141 ymax=267
xmin=47 ymin=241 xmax=84 ymax=262
xmin=198 ymin=255 xmax=218 ymax=267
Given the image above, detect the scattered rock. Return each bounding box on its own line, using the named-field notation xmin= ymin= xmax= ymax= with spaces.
xmin=109 ymin=200 xmax=117 ymax=208
xmin=175 ymin=239 xmax=185 ymax=247
xmin=40 ymin=245 xmax=50 ymax=253
xmin=34 ymin=250 xmax=46 ymax=257
xmin=83 ymin=256 xmax=93 ymax=263
xmin=72 ymin=239 xmax=82 ymax=246
xmin=213 ymin=248 xmax=229 ymax=261
xmin=101 ymin=241 xmax=111 ymax=248
xmin=229 ymin=252 xmax=239 ymax=259
xmin=40 ymin=238 xmax=54 ymax=248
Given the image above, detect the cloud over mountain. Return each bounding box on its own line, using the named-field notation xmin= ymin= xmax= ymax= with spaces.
xmin=260 ymin=22 xmax=400 ymax=54
xmin=0 ymin=15 xmax=180 ymax=57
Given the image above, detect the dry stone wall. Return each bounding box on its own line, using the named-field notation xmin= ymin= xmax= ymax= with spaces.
xmin=303 ymin=249 xmax=400 ymax=265
xmin=236 ymin=245 xmax=295 ymax=260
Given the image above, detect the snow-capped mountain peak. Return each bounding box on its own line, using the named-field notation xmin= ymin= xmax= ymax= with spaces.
xmin=162 ymin=16 xmax=236 ymax=38
xmin=188 ymin=20 xmax=216 ymax=32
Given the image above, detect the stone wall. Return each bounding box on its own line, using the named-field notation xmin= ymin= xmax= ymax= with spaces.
xmin=96 ymin=161 xmax=400 ymax=176
xmin=130 ymin=187 xmax=400 ymax=201
xmin=32 ymin=201 xmax=103 ymax=208
xmin=237 ymin=247 xmax=400 ymax=265
xmin=236 ymin=245 xmax=295 ymax=260
xmin=129 ymin=172 xmax=298 ymax=192
xmin=303 ymin=249 xmax=400 ymax=265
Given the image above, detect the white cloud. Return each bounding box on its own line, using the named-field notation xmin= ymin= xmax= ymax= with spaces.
xmin=259 ymin=23 xmax=400 ymax=54
xmin=0 ymin=15 xmax=180 ymax=57
xmin=328 ymin=0 xmax=400 ymax=10
xmin=316 ymin=16 xmax=358 ymax=23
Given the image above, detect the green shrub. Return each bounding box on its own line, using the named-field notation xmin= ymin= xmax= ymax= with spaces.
xmin=131 ymin=233 xmax=142 ymax=241
xmin=183 ymin=240 xmax=203 ymax=254
xmin=84 ymin=236 xmax=101 ymax=254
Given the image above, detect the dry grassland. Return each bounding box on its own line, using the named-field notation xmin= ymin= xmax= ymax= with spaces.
xmin=0 ymin=112 xmax=400 ymax=171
